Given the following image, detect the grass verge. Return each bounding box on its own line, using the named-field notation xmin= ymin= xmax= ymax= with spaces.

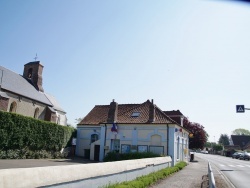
xmin=104 ymin=161 xmax=187 ymax=188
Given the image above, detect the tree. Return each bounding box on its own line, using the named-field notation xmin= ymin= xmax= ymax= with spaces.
xmin=75 ymin=118 xmax=83 ymax=124
xmin=218 ymin=134 xmax=230 ymax=145
xmin=213 ymin=144 xmax=223 ymax=151
xmin=204 ymin=142 xmax=215 ymax=148
xmin=232 ymin=128 xmax=250 ymax=135
xmin=183 ymin=117 xmax=208 ymax=149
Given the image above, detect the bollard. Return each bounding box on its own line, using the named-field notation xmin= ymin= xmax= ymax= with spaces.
xmin=190 ymin=152 xmax=194 ymax=161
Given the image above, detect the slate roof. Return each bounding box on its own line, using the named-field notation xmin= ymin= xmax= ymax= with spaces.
xmin=0 ymin=91 xmax=9 ymax=98
xmin=79 ymin=100 xmax=177 ymax=125
xmin=0 ymin=65 xmax=65 ymax=113
xmin=231 ymin=135 xmax=250 ymax=149
xmin=44 ymin=93 xmax=65 ymax=113
xmin=164 ymin=110 xmax=183 ymax=116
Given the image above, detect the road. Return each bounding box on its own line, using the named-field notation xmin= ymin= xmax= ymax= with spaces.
xmin=195 ymin=153 xmax=250 ymax=188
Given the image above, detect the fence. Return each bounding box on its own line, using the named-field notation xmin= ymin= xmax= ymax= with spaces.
xmin=208 ymin=162 xmax=216 ymax=188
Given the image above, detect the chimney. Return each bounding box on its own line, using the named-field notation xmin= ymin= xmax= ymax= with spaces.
xmin=107 ymin=99 xmax=118 ymax=123
xmin=148 ymin=99 xmax=155 ymax=123
xmin=23 ymin=61 xmax=44 ymax=92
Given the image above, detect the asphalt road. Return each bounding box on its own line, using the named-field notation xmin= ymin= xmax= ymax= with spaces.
xmin=0 ymin=157 xmax=97 ymax=169
xmin=195 ymin=153 xmax=250 ymax=188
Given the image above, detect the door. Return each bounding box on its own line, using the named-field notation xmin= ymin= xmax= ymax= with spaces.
xmin=94 ymin=145 xmax=100 ymax=161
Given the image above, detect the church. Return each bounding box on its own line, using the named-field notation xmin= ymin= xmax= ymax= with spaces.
xmin=0 ymin=61 xmax=67 ymax=125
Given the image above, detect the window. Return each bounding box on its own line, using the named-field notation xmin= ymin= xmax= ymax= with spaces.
xmin=91 ymin=134 xmax=99 ymax=143
xmin=34 ymin=107 xmax=39 ymax=119
xmin=9 ymin=102 xmax=17 ymax=113
xmin=131 ymin=112 xmax=140 ymax=117
xmin=177 ymin=137 xmax=180 ymax=159
xmin=121 ymin=145 xmax=131 ymax=153
xmin=28 ymin=68 xmax=33 ymax=78
xmin=138 ymin=145 xmax=148 ymax=153
xmin=111 ymin=139 xmax=120 ymax=152
xmin=149 ymin=146 xmax=164 ymax=155
xmin=57 ymin=115 xmax=60 ymax=124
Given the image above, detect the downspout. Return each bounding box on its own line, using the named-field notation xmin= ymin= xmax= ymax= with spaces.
xmin=104 ymin=123 xmax=107 ymax=157
xmin=167 ymin=124 xmax=169 ymax=156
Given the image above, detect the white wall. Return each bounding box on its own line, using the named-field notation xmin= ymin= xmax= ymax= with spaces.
xmin=77 ymin=123 xmax=189 ymax=165
xmin=0 ymin=157 xmax=172 ymax=188
xmin=76 ymin=126 xmax=101 ymax=157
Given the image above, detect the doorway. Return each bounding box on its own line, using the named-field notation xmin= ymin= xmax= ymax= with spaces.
xmin=94 ymin=145 xmax=100 ymax=161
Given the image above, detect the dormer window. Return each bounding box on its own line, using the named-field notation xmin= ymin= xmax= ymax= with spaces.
xmin=131 ymin=112 xmax=140 ymax=117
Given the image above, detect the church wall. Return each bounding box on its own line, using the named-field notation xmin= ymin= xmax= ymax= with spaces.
xmin=0 ymin=97 xmax=9 ymax=111
xmin=6 ymin=92 xmax=47 ymax=120
xmin=56 ymin=110 xmax=67 ymax=126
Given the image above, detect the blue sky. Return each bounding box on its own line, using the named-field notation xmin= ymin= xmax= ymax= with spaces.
xmin=1 ymin=0 xmax=250 ymax=142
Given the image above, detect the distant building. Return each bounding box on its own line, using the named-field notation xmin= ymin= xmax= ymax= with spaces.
xmin=76 ymin=99 xmax=189 ymax=166
xmin=0 ymin=61 xmax=67 ymax=125
xmin=231 ymin=135 xmax=250 ymax=150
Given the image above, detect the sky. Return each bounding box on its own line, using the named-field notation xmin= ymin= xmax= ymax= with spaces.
xmin=1 ymin=0 xmax=250 ymax=142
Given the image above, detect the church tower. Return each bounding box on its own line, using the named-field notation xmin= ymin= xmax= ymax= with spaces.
xmin=23 ymin=61 xmax=44 ymax=92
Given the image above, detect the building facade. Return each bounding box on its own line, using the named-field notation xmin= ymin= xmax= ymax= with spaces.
xmin=0 ymin=61 xmax=67 ymax=125
xmin=76 ymin=99 xmax=189 ymax=166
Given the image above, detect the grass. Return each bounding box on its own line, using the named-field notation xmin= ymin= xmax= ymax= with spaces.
xmin=103 ymin=161 xmax=187 ymax=188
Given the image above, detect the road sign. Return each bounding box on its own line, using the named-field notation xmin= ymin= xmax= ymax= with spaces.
xmin=236 ymin=105 xmax=245 ymax=113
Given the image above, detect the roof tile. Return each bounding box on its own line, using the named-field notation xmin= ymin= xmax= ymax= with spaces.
xmin=79 ymin=100 xmax=177 ymax=125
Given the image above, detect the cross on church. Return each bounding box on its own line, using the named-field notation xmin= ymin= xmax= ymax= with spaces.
xmin=34 ymin=54 xmax=38 ymax=61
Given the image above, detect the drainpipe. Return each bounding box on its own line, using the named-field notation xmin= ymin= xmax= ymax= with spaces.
xmin=104 ymin=123 xmax=107 ymax=157
xmin=167 ymin=124 xmax=169 ymax=156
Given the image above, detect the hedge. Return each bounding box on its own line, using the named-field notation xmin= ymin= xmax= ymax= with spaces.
xmin=103 ymin=151 xmax=161 ymax=162
xmin=0 ymin=111 xmax=76 ymax=159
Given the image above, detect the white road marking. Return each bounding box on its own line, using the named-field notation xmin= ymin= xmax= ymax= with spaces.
xmin=236 ymin=165 xmax=244 ymax=168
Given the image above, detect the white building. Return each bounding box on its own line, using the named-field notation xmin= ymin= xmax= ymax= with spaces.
xmin=76 ymin=99 xmax=189 ymax=166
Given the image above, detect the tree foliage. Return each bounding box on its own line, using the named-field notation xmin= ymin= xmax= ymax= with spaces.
xmin=213 ymin=144 xmax=223 ymax=151
xmin=204 ymin=142 xmax=215 ymax=148
xmin=232 ymin=128 xmax=250 ymax=135
xmin=75 ymin=117 xmax=83 ymax=124
xmin=218 ymin=134 xmax=230 ymax=145
xmin=183 ymin=117 xmax=208 ymax=149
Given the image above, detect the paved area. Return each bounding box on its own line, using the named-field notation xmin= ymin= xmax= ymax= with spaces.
xmin=0 ymin=157 xmax=97 ymax=169
xmin=150 ymin=155 xmax=231 ymax=188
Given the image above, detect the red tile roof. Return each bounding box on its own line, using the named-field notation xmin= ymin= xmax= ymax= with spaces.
xmin=79 ymin=100 xmax=177 ymax=125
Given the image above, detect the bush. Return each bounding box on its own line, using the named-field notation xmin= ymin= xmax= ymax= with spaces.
xmin=103 ymin=151 xmax=160 ymax=162
xmin=0 ymin=111 xmax=76 ymax=159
